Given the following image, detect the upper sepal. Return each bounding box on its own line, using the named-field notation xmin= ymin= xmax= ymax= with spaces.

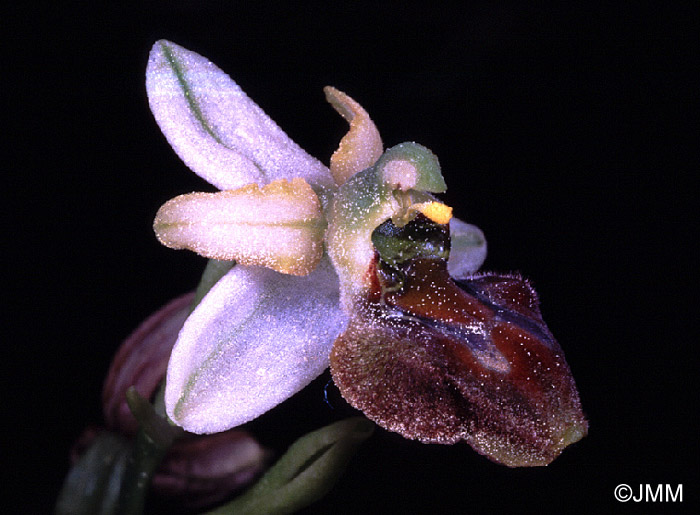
xmin=146 ymin=40 xmax=335 ymax=192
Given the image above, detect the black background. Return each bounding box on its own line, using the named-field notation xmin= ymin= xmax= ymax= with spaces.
xmin=6 ymin=2 xmax=697 ymax=513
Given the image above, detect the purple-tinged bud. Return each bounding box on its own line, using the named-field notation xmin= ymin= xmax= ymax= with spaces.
xmin=152 ymin=430 xmax=269 ymax=510
xmin=95 ymin=292 xmax=269 ymax=508
xmin=103 ymin=292 xmax=194 ymax=435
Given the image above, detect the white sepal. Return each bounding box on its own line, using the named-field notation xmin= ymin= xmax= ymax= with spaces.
xmin=165 ymin=258 xmax=347 ymax=434
xmin=146 ymin=40 xmax=335 ymax=192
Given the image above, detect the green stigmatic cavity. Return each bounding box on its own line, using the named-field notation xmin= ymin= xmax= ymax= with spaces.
xmin=372 ymin=215 xmax=451 ymax=267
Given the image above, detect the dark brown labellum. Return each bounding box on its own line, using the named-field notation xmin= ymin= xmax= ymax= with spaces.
xmin=330 ymin=218 xmax=587 ymax=467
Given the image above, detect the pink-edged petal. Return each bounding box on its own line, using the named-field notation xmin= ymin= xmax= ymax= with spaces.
xmin=154 ymin=178 xmax=324 ymax=276
xmin=447 ymin=218 xmax=487 ymax=278
xmin=165 ymin=258 xmax=347 ymax=434
xmin=146 ymin=40 xmax=335 ymax=192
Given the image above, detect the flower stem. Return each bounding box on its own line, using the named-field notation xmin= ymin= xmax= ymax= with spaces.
xmin=115 ymin=388 xmax=184 ymax=514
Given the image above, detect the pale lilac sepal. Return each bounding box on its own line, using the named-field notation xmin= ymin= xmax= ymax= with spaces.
xmin=165 ymin=258 xmax=347 ymax=434
xmin=146 ymin=40 xmax=335 ymax=192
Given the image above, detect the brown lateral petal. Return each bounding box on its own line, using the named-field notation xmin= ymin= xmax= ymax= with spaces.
xmin=330 ymin=258 xmax=587 ymax=467
xmin=103 ymin=292 xmax=194 ymax=435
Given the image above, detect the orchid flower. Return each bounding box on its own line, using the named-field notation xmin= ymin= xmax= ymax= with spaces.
xmin=147 ymin=40 xmax=586 ymax=467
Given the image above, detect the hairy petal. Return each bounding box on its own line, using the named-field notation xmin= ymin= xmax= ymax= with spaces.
xmin=154 ymin=178 xmax=324 ymax=276
xmin=447 ymin=218 xmax=487 ymax=278
xmin=165 ymin=259 xmax=347 ymax=434
xmin=324 ymin=86 xmax=383 ymax=186
xmin=146 ymin=40 xmax=335 ymax=193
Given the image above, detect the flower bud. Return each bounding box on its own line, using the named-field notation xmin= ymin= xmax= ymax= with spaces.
xmin=152 ymin=430 xmax=269 ymax=510
xmin=99 ymin=293 xmax=269 ymax=507
xmin=103 ymin=292 xmax=194 ymax=435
